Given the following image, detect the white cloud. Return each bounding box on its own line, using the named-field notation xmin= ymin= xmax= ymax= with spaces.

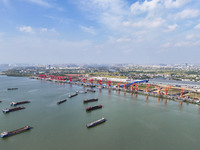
xmin=164 ymin=0 xmax=191 ymax=8
xmin=194 ymin=24 xmax=200 ymax=29
xmin=17 ymin=26 xmax=58 ymax=35
xmin=186 ymin=34 xmax=195 ymax=40
xmin=40 ymin=28 xmax=56 ymax=33
xmin=175 ymin=9 xmax=199 ymax=19
xmin=116 ymin=38 xmax=131 ymax=42
xmin=18 ymin=26 xmax=35 ymax=34
xmin=80 ymin=26 xmax=96 ymax=35
xmin=40 ymin=28 xmax=48 ymax=32
xmin=28 ymin=0 xmax=52 ymax=8
xmin=130 ymin=0 xmax=160 ymax=14
xmin=162 ymin=42 xmax=171 ymax=48
xmin=174 ymin=41 xmax=190 ymax=47
xmin=164 ymin=24 xmax=178 ymax=32
xmin=123 ymin=17 xmax=165 ymax=28
xmin=186 ymin=33 xmax=200 ymax=40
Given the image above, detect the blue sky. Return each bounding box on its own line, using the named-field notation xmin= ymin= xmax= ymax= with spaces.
xmin=0 ymin=0 xmax=200 ymax=64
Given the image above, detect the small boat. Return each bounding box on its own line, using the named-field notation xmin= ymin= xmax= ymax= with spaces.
xmin=57 ymin=99 xmax=67 ymax=105
xmin=2 ymin=106 xmax=25 ymax=113
xmin=77 ymin=91 xmax=87 ymax=94
xmin=1 ymin=126 xmax=32 ymax=138
xmin=7 ymin=88 xmax=18 ymax=90
xmin=68 ymin=93 xmax=78 ymax=98
xmin=86 ymin=118 xmax=107 ymax=128
xmin=83 ymin=98 xmax=98 ymax=103
xmin=86 ymin=105 xmax=102 ymax=111
xmin=10 ymin=101 xmax=30 ymax=106
xmin=0 ymin=101 xmax=2 ymax=103
xmin=87 ymin=89 xmax=96 ymax=92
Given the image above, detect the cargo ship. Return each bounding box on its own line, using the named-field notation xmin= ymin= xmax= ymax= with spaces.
xmin=86 ymin=105 xmax=102 ymax=111
xmin=83 ymin=98 xmax=98 ymax=103
xmin=2 ymin=106 xmax=25 ymax=113
xmin=87 ymin=89 xmax=96 ymax=92
xmin=57 ymin=99 xmax=67 ymax=105
xmin=10 ymin=101 xmax=30 ymax=106
xmin=1 ymin=126 xmax=32 ymax=138
xmin=68 ymin=93 xmax=78 ymax=98
xmin=86 ymin=118 xmax=106 ymax=128
xmin=7 ymin=88 xmax=18 ymax=90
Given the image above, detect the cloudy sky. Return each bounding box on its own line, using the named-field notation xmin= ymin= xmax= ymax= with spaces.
xmin=0 ymin=0 xmax=200 ymax=64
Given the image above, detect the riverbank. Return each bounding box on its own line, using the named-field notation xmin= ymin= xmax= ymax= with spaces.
xmin=30 ymin=76 xmax=200 ymax=106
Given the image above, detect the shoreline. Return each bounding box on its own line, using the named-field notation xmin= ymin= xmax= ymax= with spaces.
xmin=29 ymin=76 xmax=200 ymax=106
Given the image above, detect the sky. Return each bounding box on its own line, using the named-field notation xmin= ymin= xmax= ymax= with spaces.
xmin=0 ymin=0 xmax=200 ymax=64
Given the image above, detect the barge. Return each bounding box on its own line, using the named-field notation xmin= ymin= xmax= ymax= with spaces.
xmin=7 ymin=88 xmax=18 ymax=90
xmin=86 ymin=118 xmax=106 ymax=128
xmin=2 ymin=106 xmax=25 ymax=113
xmin=10 ymin=101 xmax=30 ymax=106
xmin=83 ymin=98 xmax=98 ymax=103
xmin=68 ymin=93 xmax=78 ymax=98
xmin=57 ymin=99 xmax=67 ymax=105
xmin=1 ymin=126 xmax=32 ymax=138
xmin=87 ymin=89 xmax=96 ymax=92
xmin=77 ymin=90 xmax=87 ymax=94
xmin=86 ymin=105 xmax=102 ymax=111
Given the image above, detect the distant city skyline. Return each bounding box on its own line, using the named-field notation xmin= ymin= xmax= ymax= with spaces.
xmin=0 ymin=0 xmax=200 ymax=64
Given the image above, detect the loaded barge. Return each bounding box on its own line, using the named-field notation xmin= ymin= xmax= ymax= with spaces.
xmin=86 ymin=118 xmax=107 ymax=128
xmin=2 ymin=106 xmax=25 ymax=113
xmin=57 ymin=99 xmax=67 ymax=105
xmin=83 ymin=98 xmax=98 ymax=103
xmin=7 ymin=88 xmax=18 ymax=90
xmin=87 ymin=89 xmax=96 ymax=92
xmin=86 ymin=105 xmax=102 ymax=111
xmin=68 ymin=93 xmax=78 ymax=98
xmin=10 ymin=101 xmax=30 ymax=106
xmin=1 ymin=126 xmax=32 ymax=138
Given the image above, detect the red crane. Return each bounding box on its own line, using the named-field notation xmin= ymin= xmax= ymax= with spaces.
xmin=90 ymin=79 xmax=93 ymax=85
xmin=134 ymin=83 xmax=138 ymax=91
xmin=146 ymin=84 xmax=150 ymax=92
xmin=108 ymin=80 xmax=111 ymax=87
xmin=180 ymin=89 xmax=183 ymax=97
xmin=117 ymin=82 xmax=121 ymax=88
xmin=124 ymin=82 xmax=127 ymax=89
xmin=99 ymin=80 xmax=102 ymax=86
xmin=131 ymin=84 xmax=133 ymax=90
xmin=82 ymin=78 xmax=86 ymax=84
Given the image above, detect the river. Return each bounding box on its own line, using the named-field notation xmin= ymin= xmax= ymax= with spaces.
xmin=1 ymin=76 xmax=200 ymax=150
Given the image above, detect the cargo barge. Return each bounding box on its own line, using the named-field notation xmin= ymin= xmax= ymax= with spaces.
xmin=7 ymin=88 xmax=18 ymax=90
xmin=57 ymin=99 xmax=67 ymax=105
xmin=68 ymin=93 xmax=78 ymax=98
xmin=86 ymin=118 xmax=106 ymax=128
xmin=2 ymin=106 xmax=25 ymax=113
xmin=86 ymin=105 xmax=102 ymax=111
xmin=10 ymin=101 xmax=30 ymax=106
xmin=83 ymin=98 xmax=98 ymax=103
xmin=77 ymin=90 xmax=87 ymax=94
xmin=1 ymin=126 xmax=32 ymax=138
xmin=87 ymin=89 xmax=96 ymax=92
